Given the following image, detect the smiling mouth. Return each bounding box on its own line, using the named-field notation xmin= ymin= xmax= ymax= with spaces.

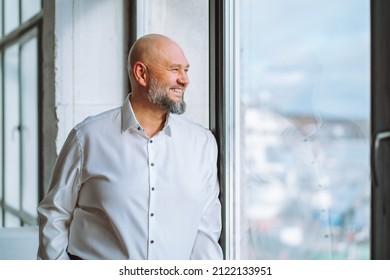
xmin=171 ymin=88 xmax=184 ymax=93
xmin=170 ymin=88 xmax=184 ymax=99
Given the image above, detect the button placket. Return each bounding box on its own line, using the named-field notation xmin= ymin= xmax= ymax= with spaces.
xmin=147 ymin=137 xmax=156 ymax=258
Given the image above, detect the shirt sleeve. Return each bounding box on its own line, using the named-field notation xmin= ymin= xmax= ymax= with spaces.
xmin=37 ymin=128 xmax=83 ymax=260
xmin=190 ymin=132 xmax=223 ymax=260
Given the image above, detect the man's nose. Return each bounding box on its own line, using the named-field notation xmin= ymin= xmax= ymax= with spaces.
xmin=177 ymin=69 xmax=189 ymax=85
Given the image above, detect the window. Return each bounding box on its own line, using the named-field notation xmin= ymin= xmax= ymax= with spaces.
xmin=222 ymin=0 xmax=371 ymax=259
xmin=0 ymin=0 xmax=42 ymax=227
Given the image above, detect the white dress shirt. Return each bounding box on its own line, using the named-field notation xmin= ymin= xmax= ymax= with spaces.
xmin=37 ymin=94 xmax=223 ymax=260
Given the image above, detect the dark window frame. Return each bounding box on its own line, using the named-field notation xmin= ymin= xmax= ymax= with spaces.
xmin=0 ymin=2 xmax=42 ymax=227
xmin=370 ymin=0 xmax=390 ymax=260
xmin=209 ymin=0 xmax=227 ymax=259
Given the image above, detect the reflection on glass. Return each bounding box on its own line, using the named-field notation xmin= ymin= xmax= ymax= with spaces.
xmin=21 ymin=37 xmax=38 ymax=219
xmin=239 ymin=0 xmax=370 ymax=259
xmin=21 ymin=0 xmax=41 ymax=22
xmin=4 ymin=45 xmax=20 ymax=220
xmin=4 ymin=0 xmax=20 ymax=35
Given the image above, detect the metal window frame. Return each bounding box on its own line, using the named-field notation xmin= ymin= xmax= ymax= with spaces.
xmin=0 ymin=1 xmax=42 ymax=227
xmin=127 ymin=0 xmax=137 ymax=94
xmin=370 ymin=0 xmax=390 ymax=260
xmin=210 ymin=0 xmax=241 ymax=260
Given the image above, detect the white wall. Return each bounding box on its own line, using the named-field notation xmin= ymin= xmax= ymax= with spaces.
xmin=54 ymin=0 xmax=128 ymax=152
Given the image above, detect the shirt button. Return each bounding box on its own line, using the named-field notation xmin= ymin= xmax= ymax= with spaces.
xmin=137 ymin=126 xmax=141 ymax=130
xmin=151 ymin=163 xmax=154 ymax=166
xmin=149 ymin=140 xmax=153 ymax=143
xmin=151 ymin=213 xmax=154 ymax=217
xmin=151 ymin=187 xmax=155 ymax=191
xmin=150 ymin=240 xmax=154 ymax=244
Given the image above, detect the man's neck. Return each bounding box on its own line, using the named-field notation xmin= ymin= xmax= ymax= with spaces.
xmin=130 ymin=93 xmax=167 ymax=138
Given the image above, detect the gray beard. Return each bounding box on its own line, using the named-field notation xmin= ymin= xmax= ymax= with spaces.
xmin=147 ymin=78 xmax=186 ymax=114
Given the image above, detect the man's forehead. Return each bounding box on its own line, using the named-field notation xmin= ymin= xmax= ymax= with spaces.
xmin=154 ymin=46 xmax=189 ymax=67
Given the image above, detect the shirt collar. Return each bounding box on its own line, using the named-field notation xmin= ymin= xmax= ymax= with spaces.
xmin=121 ymin=93 xmax=172 ymax=137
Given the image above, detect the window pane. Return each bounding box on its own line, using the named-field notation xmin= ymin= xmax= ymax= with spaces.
xmin=21 ymin=0 xmax=41 ymax=22
xmin=21 ymin=37 xmax=38 ymax=219
xmin=136 ymin=0 xmax=209 ymax=128
xmin=4 ymin=45 xmax=20 ymax=213
xmin=238 ymin=0 xmax=370 ymax=259
xmin=4 ymin=0 xmax=20 ymax=35
xmin=5 ymin=212 xmax=20 ymax=227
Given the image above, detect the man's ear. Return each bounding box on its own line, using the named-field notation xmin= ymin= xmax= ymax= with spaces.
xmin=133 ymin=62 xmax=148 ymax=87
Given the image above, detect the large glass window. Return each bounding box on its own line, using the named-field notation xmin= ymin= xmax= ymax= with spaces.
xmin=0 ymin=0 xmax=41 ymax=227
xmin=226 ymin=0 xmax=370 ymax=259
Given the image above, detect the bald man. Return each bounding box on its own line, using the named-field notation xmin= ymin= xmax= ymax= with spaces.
xmin=37 ymin=34 xmax=223 ymax=260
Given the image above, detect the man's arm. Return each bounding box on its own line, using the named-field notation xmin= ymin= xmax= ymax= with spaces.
xmin=190 ymin=133 xmax=223 ymax=260
xmin=37 ymin=129 xmax=82 ymax=260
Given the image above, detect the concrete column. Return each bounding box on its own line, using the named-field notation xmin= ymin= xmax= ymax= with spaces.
xmin=42 ymin=0 xmax=128 ymax=194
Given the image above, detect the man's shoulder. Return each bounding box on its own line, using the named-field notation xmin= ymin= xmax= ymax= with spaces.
xmin=170 ymin=114 xmax=217 ymax=145
xmin=73 ymin=106 xmax=122 ymax=133
xmin=171 ymin=114 xmax=212 ymax=134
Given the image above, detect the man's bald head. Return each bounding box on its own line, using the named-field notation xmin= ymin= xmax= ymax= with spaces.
xmin=127 ymin=34 xmax=184 ymax=80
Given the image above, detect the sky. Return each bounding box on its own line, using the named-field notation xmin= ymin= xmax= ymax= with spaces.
xmin=239 ymin=0 xmax=370 ymax=120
